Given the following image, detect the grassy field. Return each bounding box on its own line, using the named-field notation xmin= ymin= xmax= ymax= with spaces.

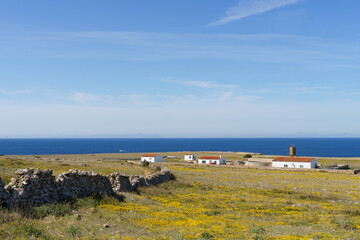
xmin=1 ymin=152 xmax=360 ymax=239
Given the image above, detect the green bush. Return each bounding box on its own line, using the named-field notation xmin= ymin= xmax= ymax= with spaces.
xmin=76 ymin=192 xmax=103 ymax=208
xmin=199 ymin=231 xmax=214 ymax=239
xmin=243 ymin=154 xmax=252 ymax=158
xmin=23 ymin=224 xmax=43 ymax=238
xmin=142 ymin=160 xmax=150 ymax=167
xmin=32 ymin=203 xmax=73 ymax=218
xmin=203 ymin=210 xmax=220 ymax=216
xmin=65 ymin=225 xmax=81 ymax=238
xmin=252 ymin=226 xmax=266 ymax=234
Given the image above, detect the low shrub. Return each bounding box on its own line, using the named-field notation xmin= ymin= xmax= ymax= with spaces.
xmin=334 ymin=218 xmax=355 ymax=230
xmin=252 ymin=226 xmax=266 ymax=234
xmin=203 ymin=210 xmax=221 ymax=216
xmin=65 ymin=225 xmax=81 ymax=238
xmin=32 ymin=203 xmax=73 ymax=218
xmin=199 ymin=231 xmax=214 ymax=239
xmin=76 ymin=192 xmax=104 ymax=208
xmin=142 ymin=161 xmax=150 ymax=167
xmin=23 ymin=224 xmax=44 ymax=238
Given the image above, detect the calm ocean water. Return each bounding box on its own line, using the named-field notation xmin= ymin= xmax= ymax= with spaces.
xmin=0 ymin=138 xmax=360 ymax=157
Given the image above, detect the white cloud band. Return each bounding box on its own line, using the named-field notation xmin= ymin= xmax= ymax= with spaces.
xmin=208 ymin=0 xmax=306 ymax=26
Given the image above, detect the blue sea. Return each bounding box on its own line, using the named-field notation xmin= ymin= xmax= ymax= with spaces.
xmin=0 ymin=138 xmax=360 ymax=157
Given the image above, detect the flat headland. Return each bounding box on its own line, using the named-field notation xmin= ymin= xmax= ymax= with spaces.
xmin=1 ymin=151 xmax=360 ymax=239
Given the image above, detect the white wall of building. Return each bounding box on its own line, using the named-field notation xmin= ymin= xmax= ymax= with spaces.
xmin=272 ymin=159 xmax=317 ymax=169
xmin=141 ymin=155 xmax=163 ymax=163
xmin=198 ymin=157 xmax=226 ymax=165
xmin=198 ymin=159 xmax=210 ymax=164
xmin=184 ymin=155 xmax=195 ymax=161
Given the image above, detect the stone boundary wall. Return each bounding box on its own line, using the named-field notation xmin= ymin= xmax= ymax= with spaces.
xmin=0 ymin=167 xmax=173 ymax=207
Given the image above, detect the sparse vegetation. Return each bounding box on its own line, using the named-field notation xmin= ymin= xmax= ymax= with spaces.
xmin=1 ymin=152 xmax=360 ymax=239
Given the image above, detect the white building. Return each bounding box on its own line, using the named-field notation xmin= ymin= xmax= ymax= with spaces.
xmin=198 ymin=156 xmax=226 ymax=165
xmin=272 ymin=157 xmax=317 ymax=169
xmin=184 ymin=154 xmax=196 ymax=161
xmin=141 ymin=154 xmax=163 ymax=163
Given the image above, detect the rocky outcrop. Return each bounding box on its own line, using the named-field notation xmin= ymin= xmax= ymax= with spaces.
xmin=0 ymin=167 xmax=173 ymax=207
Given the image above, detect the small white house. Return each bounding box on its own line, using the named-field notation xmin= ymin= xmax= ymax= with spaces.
xmin=141 ymin=154 xmax=163 ymax=163
xmin=272 ymin=157 xmax=317 ymax=169
xmin=184 ymin=154 xmax=196 ymax=161
xmin=198 ymin=156 xmax=226 ymax=165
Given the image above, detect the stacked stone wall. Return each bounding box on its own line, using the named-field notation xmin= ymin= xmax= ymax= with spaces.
xmin=57 ymin=170 xmax=115 ymax=200
xmin=0 ymin=167 xmax=172 ymax=207
xmin=130 ymin=168 xmax=172 ymax=189
xmin=4 ymin=169 xmax=58 ymax=206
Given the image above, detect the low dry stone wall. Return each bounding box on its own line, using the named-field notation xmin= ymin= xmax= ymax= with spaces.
xmin=0 ymin=167 xmax=172 ymax=207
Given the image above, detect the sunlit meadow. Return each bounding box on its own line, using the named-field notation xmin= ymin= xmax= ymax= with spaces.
xmin=1 ymin=153 xmax=360 ymax=239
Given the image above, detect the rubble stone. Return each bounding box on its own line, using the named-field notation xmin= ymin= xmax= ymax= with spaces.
xmin=0 ymin=167 xmax=173 ymax=207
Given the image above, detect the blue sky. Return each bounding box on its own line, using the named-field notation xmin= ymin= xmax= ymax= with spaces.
xmin=1 ymin=0 xmax=360 ymax=138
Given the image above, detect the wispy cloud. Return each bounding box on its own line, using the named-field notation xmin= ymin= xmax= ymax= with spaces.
xmin=271 ymin=83 xmax=333 ymax=94
xmin=69 ymin=92 xmax=164 ymax=107
xmin=208 ymin=0 xmax=306 ymax=26
xmin=292 ymin=86 xmax=332 ymax=94
xmin=6 ymin=31 xmax=360 ymax=68
xmin=70 ymin=92 xmax=111 ymax=105
xmin=165 ymin=79 xmax=239 ymax=89
xmin=0 ymin=89 xmax=33 ymax=95
xmin=67 ymin=88 xmax=260 ymax=109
